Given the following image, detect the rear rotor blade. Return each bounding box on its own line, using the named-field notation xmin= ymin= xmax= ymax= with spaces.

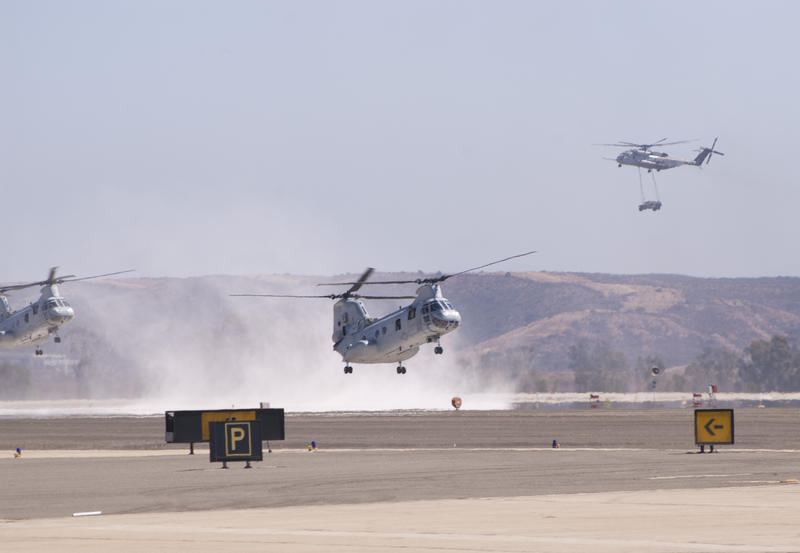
xmin=230 ymin=292 xmax=415 ymax=300
xmin=440 ymin=249 xmax=538 ymax=281
xmin=362 ymin=250 xmax=538 ymax=285
xmin=0 ymin=266 xmax=120 ymax=293
xmin=347 ymin=267 xmax=374 ymax=294
xmin=59 ymin=269 xmax=135 ymax=283
xmin=230 ymin=293 xmax=341 ymax=299
xmin=352 ymin=294 xmax=416 ymax=300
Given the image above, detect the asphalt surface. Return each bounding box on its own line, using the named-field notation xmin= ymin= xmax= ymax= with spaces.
xmin=2 ymin=408 xmax=800 ymax=552
xmin=1 ymin=407 xmax=799 ymax=520
xmin=3 ymin=407 xmax=800 ymax=450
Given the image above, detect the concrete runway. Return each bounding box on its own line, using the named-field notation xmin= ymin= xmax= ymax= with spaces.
xmin=2 ymin=408 xmax=800 ymax=551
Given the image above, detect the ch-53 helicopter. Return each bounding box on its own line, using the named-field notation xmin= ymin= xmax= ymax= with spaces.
xmin=233 ymin=251 xmax=536 ymax=374
xmin=601 ymin=137 xmax=724 ymax=172
xmin=0 ymin=267 xmax=134 ymax=355
xmin=598 ymin=138 xmax=724 ymax=211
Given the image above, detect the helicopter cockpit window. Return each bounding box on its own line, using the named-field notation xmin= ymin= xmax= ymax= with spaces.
xmin=47 ymin=300 xmax=58 ymax=310
xmin=408 ymin=307 xmax=416 ymax=320
xmin=430 ymin=302 xmax=443 ymax=312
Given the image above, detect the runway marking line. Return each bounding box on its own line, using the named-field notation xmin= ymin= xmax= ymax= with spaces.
xmin=650 ymin=473 xmax=752 ymax=480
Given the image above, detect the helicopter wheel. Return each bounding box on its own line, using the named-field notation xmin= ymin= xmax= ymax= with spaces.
xmin=344 ymin=365 xmax=353 ymax=375
xmin=434 ymin=346 xmax=443 ymax=355
xmin=396 ymin=365 xmax=406 ymax=375
xmin=54 ymin=336 xmax=61 ymax=344
xmin=34 ymin=349 xmax=43 ymax=356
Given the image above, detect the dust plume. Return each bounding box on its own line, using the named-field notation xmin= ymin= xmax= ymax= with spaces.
xmin=1 ymin=275 xmax=511 ymax=414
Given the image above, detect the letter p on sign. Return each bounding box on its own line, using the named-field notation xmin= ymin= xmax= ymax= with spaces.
xmin=230 ymin=426 xmax=246 ymax=450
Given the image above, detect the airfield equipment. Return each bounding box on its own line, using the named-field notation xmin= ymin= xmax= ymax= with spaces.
xmin=0 ymin=267 xmax=133 ymax=355
xmin=233 ymin=251 xmax=536 ymax=374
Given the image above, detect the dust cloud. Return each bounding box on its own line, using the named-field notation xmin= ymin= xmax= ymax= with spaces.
xmin=1 ymin=275 xmax=510 ymax=414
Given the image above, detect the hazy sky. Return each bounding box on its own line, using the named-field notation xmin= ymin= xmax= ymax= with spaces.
xmin=3 ymin=1 xmax=799 ymax=282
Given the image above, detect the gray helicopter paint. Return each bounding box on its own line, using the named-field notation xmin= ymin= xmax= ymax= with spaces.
xmin=616 ymin=148 xmax=712 ymax=171
xmin=232 ymin=251 xmax=535 ymax=371
xmin=334 ymin=284 xmax=461 ymax=364
xmin=0 ymin=268 xmax=133 ymax=354
xmin=0 ymin=284 xmax=74 ymax=349
xmin=608 ymin=138 xmax=724 ymax=172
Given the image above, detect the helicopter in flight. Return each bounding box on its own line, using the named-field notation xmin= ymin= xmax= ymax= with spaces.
xmin=0 ymin=267 xmax=134 ymax=355
xmin=599 ymin=138 xmax=724 ymax=211
xmin=233 ymin=251 xmax=536 ymax=374
xmin=602 ymin=137 xmax=724 ymax=172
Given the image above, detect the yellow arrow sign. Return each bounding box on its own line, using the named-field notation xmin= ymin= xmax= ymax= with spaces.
xmin=695 ymin=409 xmax=734 ymax=444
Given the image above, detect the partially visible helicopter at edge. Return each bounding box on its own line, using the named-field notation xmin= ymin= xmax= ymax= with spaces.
xmin=0 ymin=268 xmax=134 ymax=355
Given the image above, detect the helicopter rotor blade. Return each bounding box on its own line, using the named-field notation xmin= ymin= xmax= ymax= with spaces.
xmin=596 ymin=139 xmax=694 ymax=151
xmin=352 ymin=294 xmax=416 ymax=300
xmin=436 ymin=249 xmax=538 ymax=282
xmin=357 ymin=250 xmax=538 ymax=286
xmin=230 ymin=292 xmax=416 ymax=300
xmin=706 ymin=137 xmax=720 ymax=165
xmin=0 ymin=267 xmax=128 ymax=294
xmin=234 ymin=251 xmax=535 ymax=300
xmin=347 ymin=267 xmax=374 ymax=295
xmin=231 ymin=293 xmax=342 ymax=299
xmin=58 ymin=269 xmax=135 ymax=284
xmin=319 ymin=278 xmax=412 ymax=286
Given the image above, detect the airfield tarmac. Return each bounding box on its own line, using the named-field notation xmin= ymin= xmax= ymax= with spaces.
xmin=2 ymin=408 xmax=800 ymax=552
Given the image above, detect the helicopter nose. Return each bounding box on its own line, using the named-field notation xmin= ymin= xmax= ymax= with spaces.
xmin=430 ymin=309 xmax=461 ymax=332
xmin=47 ymin=306 xmax=74 ymax=324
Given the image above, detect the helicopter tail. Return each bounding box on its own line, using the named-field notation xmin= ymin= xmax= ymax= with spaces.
xmin=0 ymin=295 xmax=11 ymax=320
xmin=332 ymin=299 xmax=369 ymax=344
xmin=693 ymin=138 xmax=725 ymax=166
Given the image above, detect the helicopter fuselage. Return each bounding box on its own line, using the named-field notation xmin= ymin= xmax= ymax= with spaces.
xmin=615 ymin=149 xmax=694 ymax=171
xmin=333 ymin=284 xmax=461 ymax=364
xmin=0 ymin=285 xmax=75 ymax=351
xmin=615 ymin=144 xmax=719 ymax=172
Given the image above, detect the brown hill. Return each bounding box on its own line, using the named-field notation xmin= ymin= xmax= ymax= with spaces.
xmin=443 ymin=272 xmax=800 ymax=372
xmin=3 ymin=271 xmax=800 ymax=398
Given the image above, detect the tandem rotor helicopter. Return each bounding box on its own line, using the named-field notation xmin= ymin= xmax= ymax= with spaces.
xmin=0 ymin=267 xmax=134 ymax=355
xmin=598 ymin=137 xmax=724 ymax=211
xmin=233 ymin=250 xmax=536 ymax=375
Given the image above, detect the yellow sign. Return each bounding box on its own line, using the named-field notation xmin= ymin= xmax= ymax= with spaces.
xmin=224 ymin=422 xmax=253 ymax=457
xmin=695 ymin=409 xmax=734 ymax=444
xmin=201 ymin=410 xmax=256 ymax=441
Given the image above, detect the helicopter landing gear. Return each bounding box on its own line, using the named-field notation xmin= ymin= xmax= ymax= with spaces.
xmin=434 ymin=346 xmax=443 ymax=354
xmin=396 ymin=365 xmax=407 ymax=375
xmin=54 ymin=336 xmax=61 ymax=343
xmin=34 ymin=348 xmax=43 ymax=356
xmin=344 ymin=365 xmax=353 ymax=374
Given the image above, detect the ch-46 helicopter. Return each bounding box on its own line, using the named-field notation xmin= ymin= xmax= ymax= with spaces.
xmin=602 ymin=137 xmax=724 ymax=172
xmin=233 ymin=251 xmax=536 ymax=375
xmin=0 ymin=267 xmax=134 ymax=355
